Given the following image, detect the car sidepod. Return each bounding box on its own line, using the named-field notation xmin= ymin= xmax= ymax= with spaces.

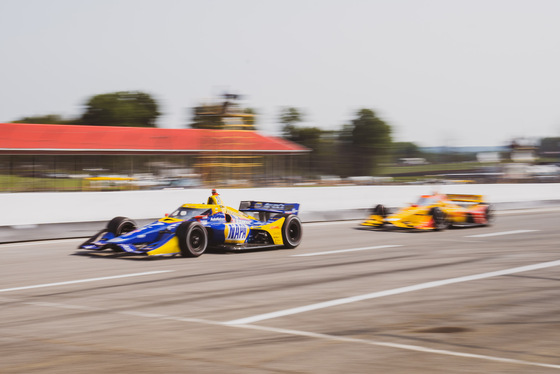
xmin=384 ymin=207 xmax=433 ymax=230
xmin=224 ymin=223 xmax=251 ymax=244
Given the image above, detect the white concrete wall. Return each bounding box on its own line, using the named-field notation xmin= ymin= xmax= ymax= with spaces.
xmin=1 ymin=183 xmax=560 ymax=226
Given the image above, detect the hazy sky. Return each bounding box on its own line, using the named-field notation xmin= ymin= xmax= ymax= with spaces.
xmin=1 ymin=0 xmax=559 ymax=147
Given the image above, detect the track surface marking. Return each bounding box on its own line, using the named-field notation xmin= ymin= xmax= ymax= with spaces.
xmin=292 ymin=244 xmax=403 ymax=257
xmin=225 ymin=259 xmax=560 ymax=325
xmin=0 ymin=270 xmax=173 ymax=293
xmin=465 ymin=229 xmax=539 ymax=238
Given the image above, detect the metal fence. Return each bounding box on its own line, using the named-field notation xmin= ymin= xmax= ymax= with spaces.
xmin=0 ymin=154 xmax=301 ymax=192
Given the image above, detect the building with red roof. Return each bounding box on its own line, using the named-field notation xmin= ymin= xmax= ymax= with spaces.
xmin=0 ymin=123 xmax=309 ymax=191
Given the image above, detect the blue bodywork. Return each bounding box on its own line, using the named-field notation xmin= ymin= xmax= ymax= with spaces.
xmin=78 ymin=201 xmax=300 ymax=256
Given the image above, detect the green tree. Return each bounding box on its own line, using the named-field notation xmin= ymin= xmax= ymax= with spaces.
xmin=279 ymin=107 xmax=303 ymax=137
xmin=284 ymin=125 xmax=322 ymax=149
xmin=346 ymin=109 xmax=392 ymax=175
xmin=11 ymin=114 xmax=78 ymax=125
xmin=81 ymin=91 xmax=160 ymax=127
xmin=539 ymin=137 xmax=560 ymax=156
xmin=392 ymin=141 xmax=422 ymax=161
xmin=282 ymin=125 xmax=338 ymax=175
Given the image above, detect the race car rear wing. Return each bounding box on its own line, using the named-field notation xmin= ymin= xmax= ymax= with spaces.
xmin=239 ymin=201 xmax=300 ymax=215
xmin=446 ymin=194 xmax=484 ymax=203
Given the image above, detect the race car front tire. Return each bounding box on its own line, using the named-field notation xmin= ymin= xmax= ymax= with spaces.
xmin=282 ymin=214 xmax=303 ymax=249
xmin=107 ymin=216 xmax=137 ymax=236
xmin=177 ymin=221 xmax=208 ymax=257
xmin=372 ymin=204 xmax=388 ymax=217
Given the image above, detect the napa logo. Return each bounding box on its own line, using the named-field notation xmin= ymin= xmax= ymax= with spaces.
xmin=226 ymin=224 xmax=249 ymax=241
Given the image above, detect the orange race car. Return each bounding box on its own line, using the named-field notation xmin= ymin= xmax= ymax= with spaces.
xmin=361 ymin=193 xmax=493 ymax=231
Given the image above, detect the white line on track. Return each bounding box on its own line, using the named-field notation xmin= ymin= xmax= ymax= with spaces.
xmin=465 ymin=230 xmax=540 ymax=238
xmin=236 ymin=324 xmax=560 ymax=370
xmin=0 ymin=270 xmax=173 ymax=293
xmin=225 ymin=259 xmax=560 ymax=325
xmin=497 ymin=206 xmax=560 ymax=215
xmin=119 ymin=310 xmax=226 ymax=326
xmin=292 ymin=245 xmax=403 ymax=257
xmin=20 ymin=300 xmax=560 ymax=370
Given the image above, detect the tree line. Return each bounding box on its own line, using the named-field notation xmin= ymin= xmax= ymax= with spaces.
xmin=279 ymin=107 xmax=393 ymax=176
xmin=10 ymin=91 xmax=400 ymax=175
xmin=18 ymin=90 xmax=556 ymax=177
xmin=12 ymin=91 xmax=159 ymax=127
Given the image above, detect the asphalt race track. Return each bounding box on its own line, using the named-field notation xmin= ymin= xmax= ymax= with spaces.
xmin=1 ymin=208 xmax=560 ymax=373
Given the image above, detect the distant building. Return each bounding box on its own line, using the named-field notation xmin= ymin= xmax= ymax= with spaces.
xmin=509 ymin=138 xmax=537 ymax=162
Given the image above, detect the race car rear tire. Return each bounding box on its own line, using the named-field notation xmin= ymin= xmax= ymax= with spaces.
xmin=177 ymin=221 xmax=208 ymax=257
xmin=483 ymin=204 xmax=494 ymax=226
xmin=282 ymin=215 xmax=302 ymax=249
xmin=430 ymin=207 xmax=449 ymax=231
xmin=107 ymin=216 xmax=137 ymax=236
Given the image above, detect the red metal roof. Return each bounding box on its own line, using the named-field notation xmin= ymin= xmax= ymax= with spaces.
xmin=0 ymin=123 xmax=309 ymax=155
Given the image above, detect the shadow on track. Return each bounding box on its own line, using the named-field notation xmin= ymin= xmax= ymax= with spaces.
xmin=72 ymin=246 xmax=290 ymax=260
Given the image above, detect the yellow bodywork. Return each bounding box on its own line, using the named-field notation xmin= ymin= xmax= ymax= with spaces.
xmin=362 ymin=206 xmax=437 ymax=230
xmin=249 ymin=216 xmax=286 ymax=245
xmin=147 ymin=236 xmax=180 ymax=256
xmin=361 ymin=194 xmax=487 ymax=230
xmin=145 ymin=200 xmax=282 ymax=255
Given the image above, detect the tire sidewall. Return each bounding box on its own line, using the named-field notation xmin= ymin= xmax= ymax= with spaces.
xmin=430 ymin=207 xmax=447 ymax=231
xmin=282 ymin=215 xmax=302 ymax=249
xmin=374 ymin=204 xmax=387 ymax=217
xmin=107 ymin=216 xmax=137 ymax=236
xmin=484 ymin=204 xmax=494 ymax=225
xmin=177 ymin=221 xmax=208 ymax=257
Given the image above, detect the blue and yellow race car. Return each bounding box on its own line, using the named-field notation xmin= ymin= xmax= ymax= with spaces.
xmin=78 ymin=190 xmax=302 ymax=257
